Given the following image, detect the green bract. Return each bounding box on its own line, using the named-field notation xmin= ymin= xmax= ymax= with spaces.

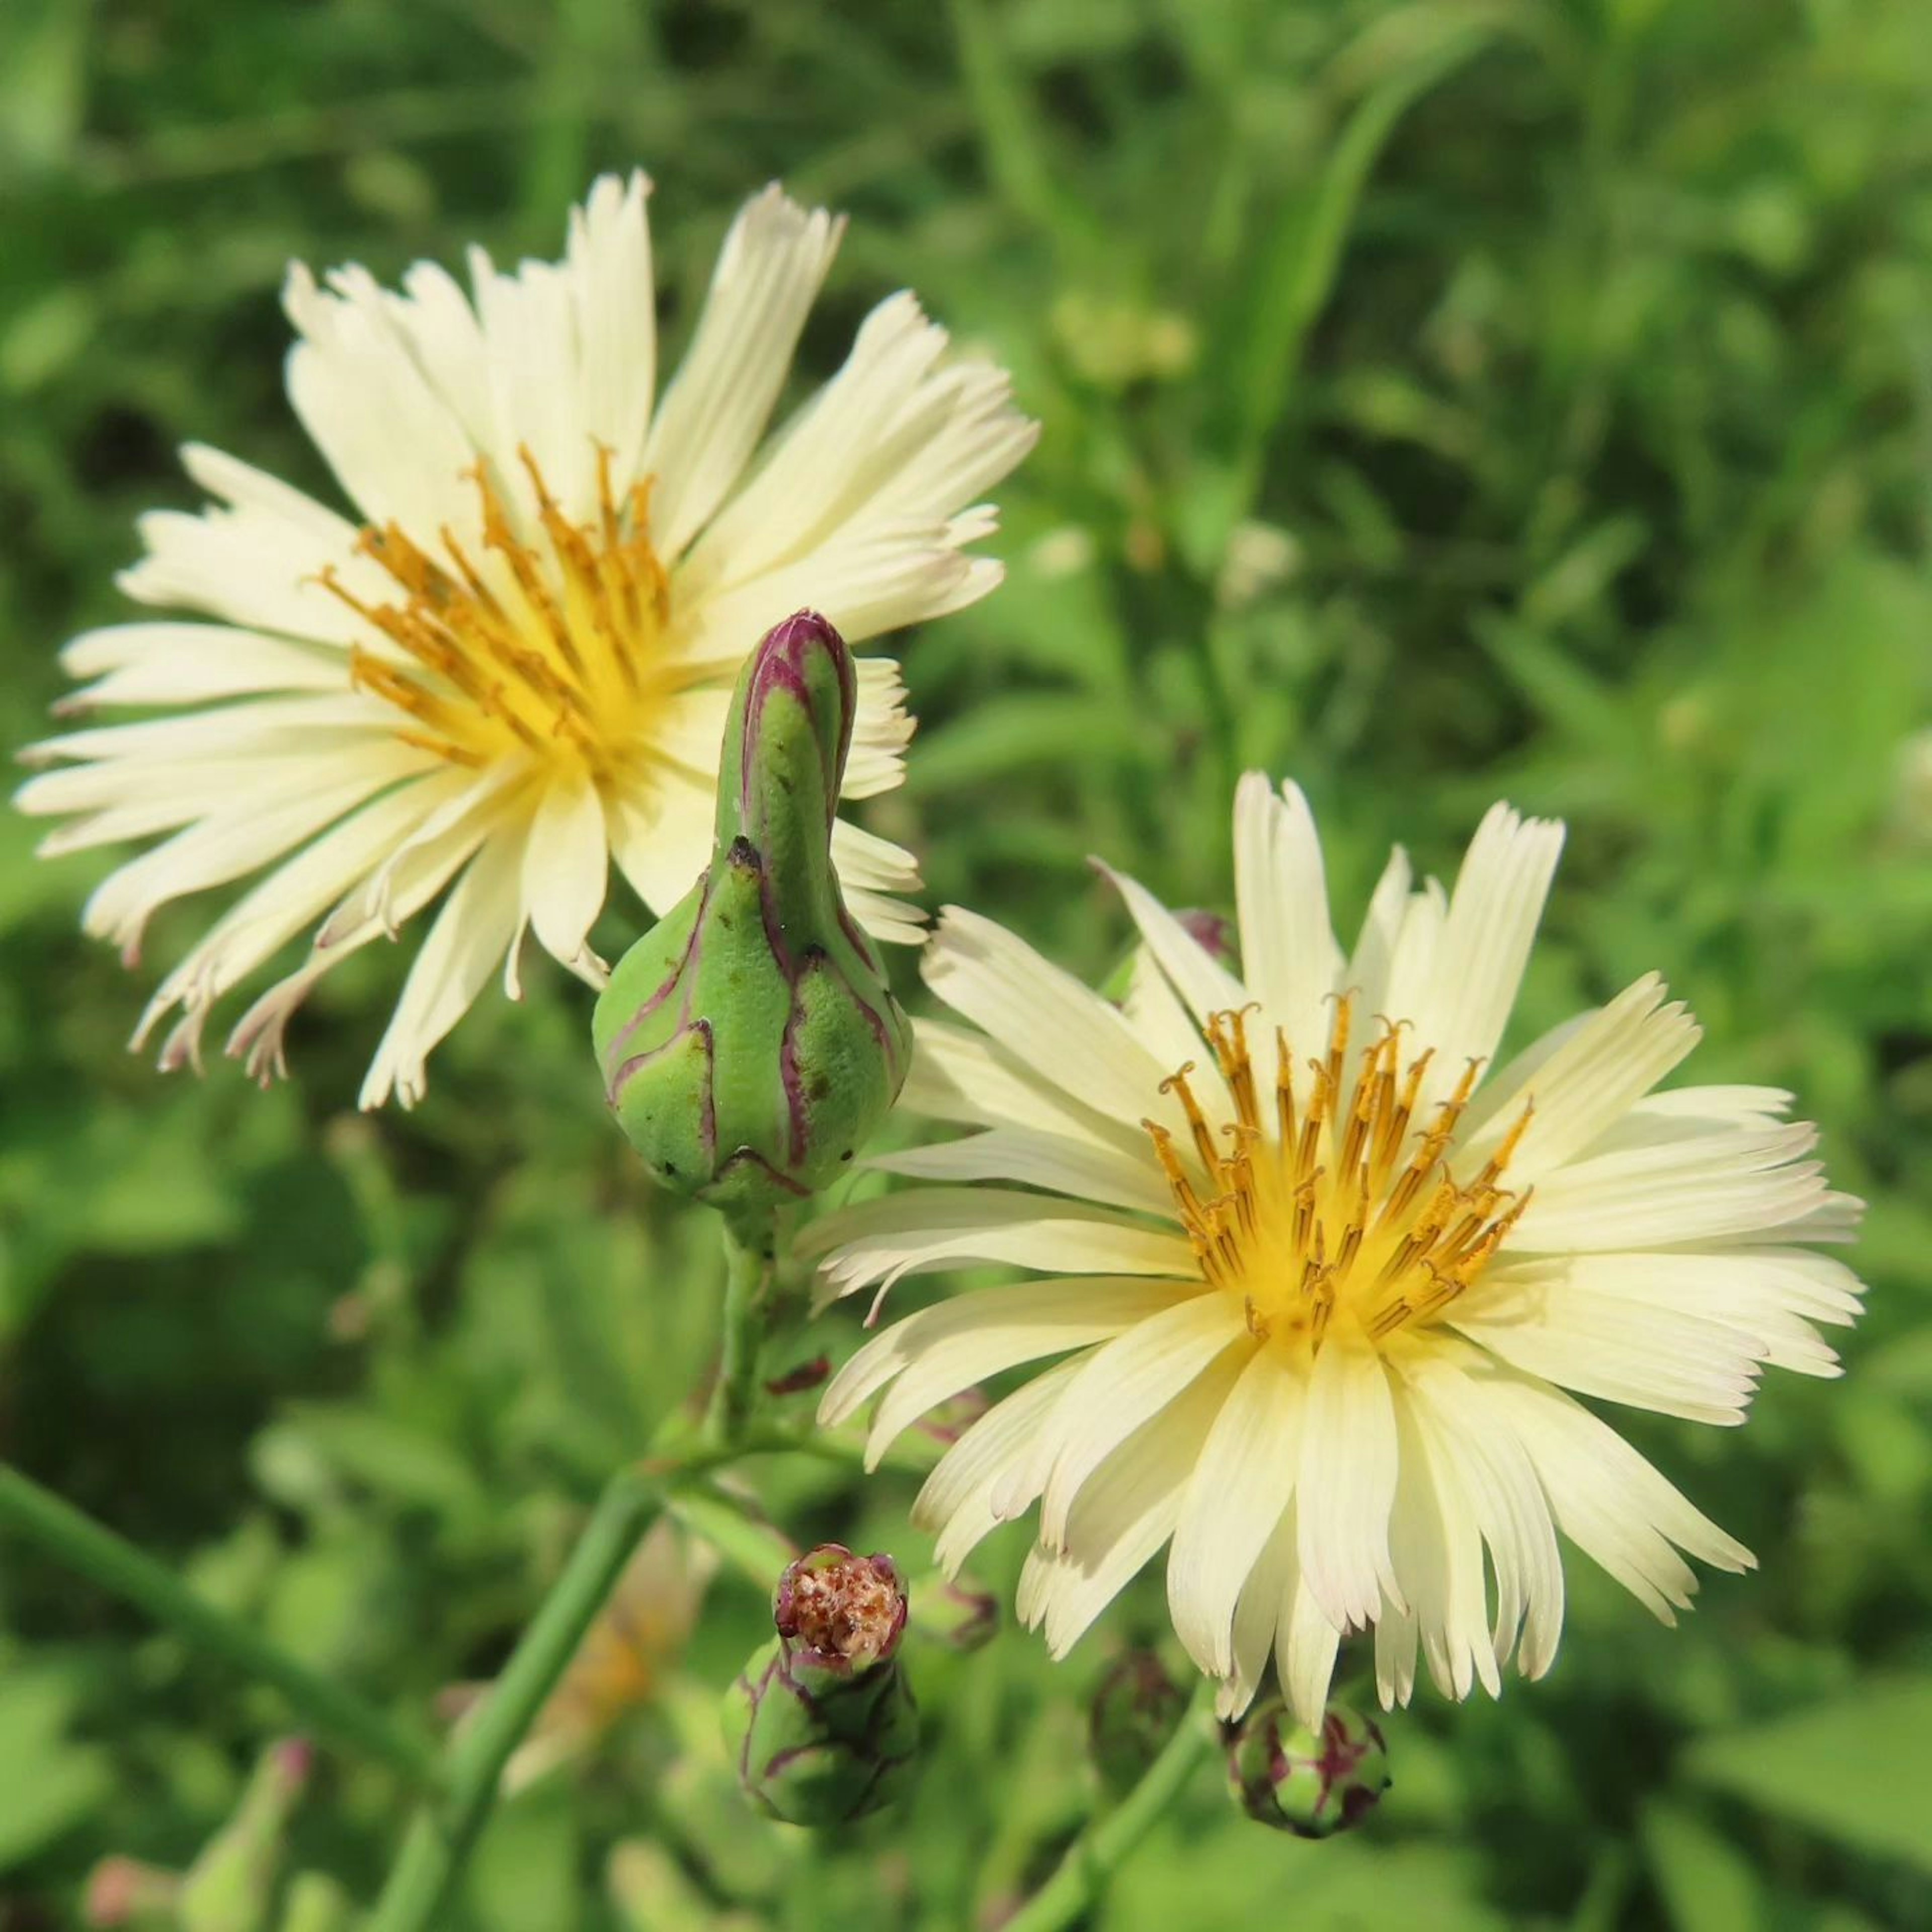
xmin=1226 ymin=1698 xmax=1391 ymax=1838
xmin=592 ymin=611 xmax=912 ymax=1213
xmin=723 ymin=1544 xmax=919 ymax=1826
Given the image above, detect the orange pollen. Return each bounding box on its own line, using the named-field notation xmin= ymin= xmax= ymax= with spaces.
xmin=317 ymin=442 xmax=691 ymax=780
xmin=1141 ymin=993 xmax=1533 ymax=1352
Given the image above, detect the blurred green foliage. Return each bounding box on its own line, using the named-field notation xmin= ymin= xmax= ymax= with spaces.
xmin=2 ymin=0 xmax=1930 ymax=1925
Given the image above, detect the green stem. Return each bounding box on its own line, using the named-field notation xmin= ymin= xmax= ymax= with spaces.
xmin=0 ymin=1465 xmax=437 ymax=1787
xmin=367 ymin=1464 xmax=662 ymax=1932
xmin=373 ymin=1213 xmax=784 ymax=1928
xmin=1000 ymin=1681 xmax=1218 ymax=1932
xmin=704 ymin=1210 xmax=773 ymax=1448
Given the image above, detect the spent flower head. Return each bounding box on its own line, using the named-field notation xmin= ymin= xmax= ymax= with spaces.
xmin=725 ymin=1544 xmax=919 ymax=1825
xmin=812 ymin=777 xmax=1866 ymax=1726
xmin=17 ymin=173 xmax=1034 ymax=1106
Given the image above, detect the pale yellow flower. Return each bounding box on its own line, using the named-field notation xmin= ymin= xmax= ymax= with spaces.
xmin=19 ymin=173 xmax=1034 ymax=1106
xmin=814 ymin=778 xmax=1864 ymax=1724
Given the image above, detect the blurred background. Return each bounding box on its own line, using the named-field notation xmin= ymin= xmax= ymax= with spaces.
xmin=3 ymin=0 xmax=1930 ymax=1925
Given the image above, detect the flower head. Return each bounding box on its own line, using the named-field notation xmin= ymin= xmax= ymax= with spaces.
xmin=813 ymin=777 xmax=1865 ymax=1726
xmin=18 ymin=173 xmax=1035 ymax=1106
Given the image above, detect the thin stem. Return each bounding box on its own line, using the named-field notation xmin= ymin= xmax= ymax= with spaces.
xmin=704 ymin=1209 xmax=774 ymax=1448
xmin=367 ymin=1464 xmax=662 ymax=1932
xmin=373 ymin=1212 xmax=784 ymax=1926
xmin=1000 ymin=1681 xmax=1218 ymax=1932
xmin=0 ymin=1465 xmax=438 ymax=1787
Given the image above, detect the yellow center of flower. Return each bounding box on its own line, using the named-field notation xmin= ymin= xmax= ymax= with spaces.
xmin=319 ymin=445 xmax=697 ymax=781
xmin=1143 ymin=997 xmax=1534 ymax=1355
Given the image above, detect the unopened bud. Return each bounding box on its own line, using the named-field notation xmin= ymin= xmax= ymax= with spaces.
xmin=1089 ymin=1650 xmax=1186 ymax=1797
xmin=84 ymin=1857 xmax=181 ymax=1929
xmin=179 ymin=1738 xmax=312 ymax=1932
xmin=594 ymin=612 xmax=912 ymax=1213
xmin=1226 ymin=1698 xmax=1390 ymax=1838
xmin=723 ymin=1543 xmax=919 ymax=1825
xmin=275 ymin=1873 xmax=355 ymax=1932
xmin=608 ymin=1840 xmax=760 ymax=1932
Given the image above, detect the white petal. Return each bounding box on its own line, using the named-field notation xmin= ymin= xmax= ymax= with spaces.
xmin=1297 ymin=1339 xmax=1403 ymax=1631
xmin=358 ymin=831 xmax=526 ymax=1109
xmin=1459 ymin=974 xmax=1700 ymax=1180
xmin=78 ymin=743 xmax=429 ymax=957
xmin=680 ymin=521 xmax=991 ymax=657
xmin=1385 ymin=1382 xmax=1498 ymax=1702
xmin=1020 ymin=1356 xmax=1242 ymax=1658
xmin=136 ymin=770 xmax=467 ymax=1043
xmin=569 ymin=171 xmax=657 ymax=498
xmin=867 ymin=1126 xmax=1174 ymax=1217
xmin=802 ymin=1186 xmax=1197 ymax=1307
xmin=1461 ymin=1247 xmax=1854 ymax=1407
xmin=915 ymin=1361 xmax=1085 ymax=1574
xmin=898 ymin=1017 xmax=1140 ymax=1152
xmin=1514 ymin=1146 xmax=1834 ymax=1253
xmin=645 ymin=186 xmax=844 ymax=557
xmin=830 ymin=816 xmax=922 ymax=897
xmin=1409 ymin=802 xmax=1564 ymax=1089
xmin=283 ymin=259 xmax=482 ymax=542
xmin=817 ymin=1275 xmax=1188 ymax=1463
xmin=1167 ymin=1345 xmax=1306 ymax=1675
xmin=922 ymin=907 xmax=1172 ymax=1126
xmin=521 ymin=770 xmax=608 ymax=968
xmin=472 ymin=255 xmax=591 ymax=524
xmin=1277 ymin=1573 xmax=1344 ymax=1731
xmin=1399 ymin=1348 xmax=1565 ymax=1678
xmin=58 ymin=622 xmax=344 ymax=709
xmin=1484 ymin=1365 xmax=1753 ymax=1624
xmin=840 ymin=884 xmax=926 ymax=948
xmin=1219 ymin=1502 xmax=1300 ymax=1722
xmin=1233 ymin=774 xmax=1341 ymax=1051
xmin=1098 ymin=861 xmax=1250 ymax=1031
xmin=843 ymin=657 xmax=915 ymax=801
xmin=604 ymin=768 xmax=715 ymax=915
xmin=1025 ymin=1295 xmax=1245 ymax=1546
xmin=1345 ymin=843 xmax=1413 ymax=1018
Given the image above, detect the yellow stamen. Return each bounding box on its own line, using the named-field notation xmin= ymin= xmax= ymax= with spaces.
xmin=1141 ymin=996 xmax=1533 ymax=1355
xmin=320 ymin=445 xmax=700 ymax=783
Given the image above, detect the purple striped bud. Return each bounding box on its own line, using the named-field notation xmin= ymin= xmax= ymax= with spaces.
xmin=1226 ymin=1697 xmax=1391 ymax=1837
xmin=593 ymin=612 xmax=912 ymax=1214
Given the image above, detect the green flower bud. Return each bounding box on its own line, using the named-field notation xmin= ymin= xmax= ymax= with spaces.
xmin=84 ymin=1857 xmax=181 ymax=1929
xmin=179 ymin=1739 xmax=312 ymax=1932
xmin=594 ymin=612 xmax=912 ymax=1213
xmin=1226 ymin=1698 xmax=1391 ymax=1838
xmin=274 ymin=1874 xmax=355 ymax=1932
xmin=608 ymin=1841 xmax=761 ymax=1932
xmin=1088 ymin=1650 xmax=1187 ymax=1798
xmin=722 ymin=1543 xmax=919 ymax=1825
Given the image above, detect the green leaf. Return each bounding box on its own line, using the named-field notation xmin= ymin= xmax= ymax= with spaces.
xmin=0 ymin=1670 xmax=114 ymax=1871
xmin=1682 ymin=1675 xmax=1932 ymax=1876
xmin=1640 ymin=1800 xmax=1767 ymax=1932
